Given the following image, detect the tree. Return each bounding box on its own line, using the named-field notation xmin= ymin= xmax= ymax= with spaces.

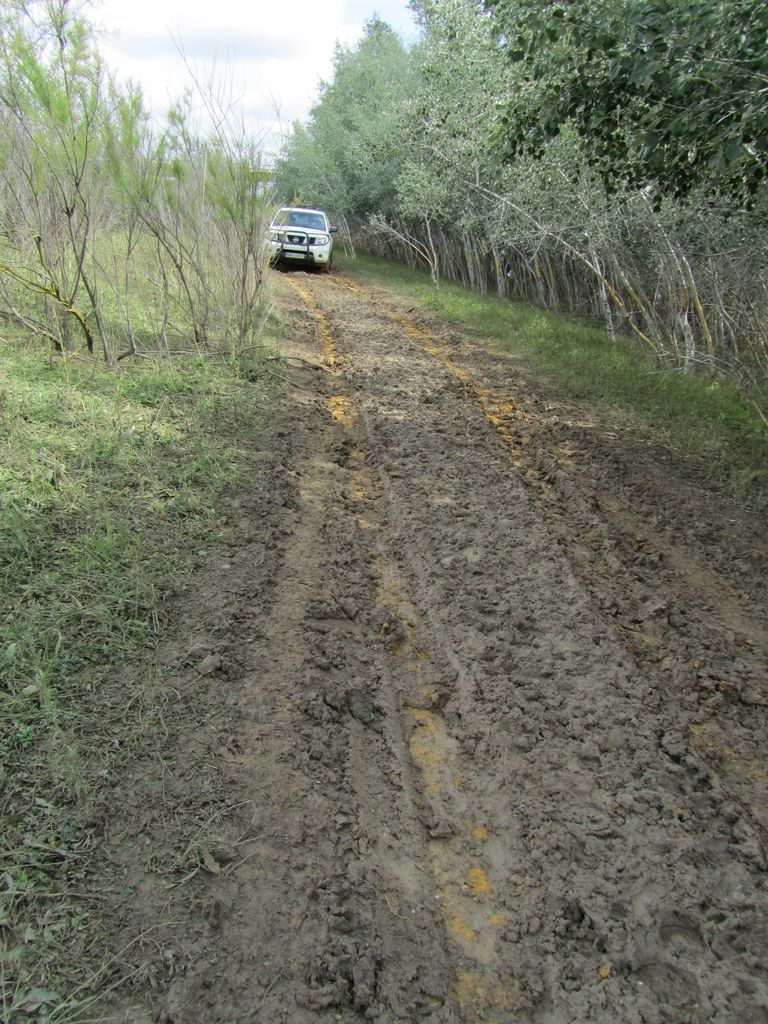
xmin=275 ymin=19 xmax=413 ymax=217
xmin=485 ymin=0 xmax=768 ymax=203
xmin=0 ymin=0 xmax=108 ymax=356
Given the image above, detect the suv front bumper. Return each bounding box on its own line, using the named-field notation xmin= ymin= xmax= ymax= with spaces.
xmin=270 ymin=229 xmax=331 ymax=266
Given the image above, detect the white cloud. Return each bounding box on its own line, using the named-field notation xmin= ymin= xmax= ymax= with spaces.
xmin=95 ymin=0 xmax=416 ymax=155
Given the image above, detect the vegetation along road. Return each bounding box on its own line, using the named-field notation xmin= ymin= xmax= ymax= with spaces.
xmin=64 ymin=265 xmax=763 ymax=1024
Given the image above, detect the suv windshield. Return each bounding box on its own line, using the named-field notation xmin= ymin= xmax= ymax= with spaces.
xmin=273 ymin=209 xmax=326 ymax=231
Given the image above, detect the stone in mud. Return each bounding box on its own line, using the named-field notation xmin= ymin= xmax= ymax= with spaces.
xmin=194 ymin=652 xmax=222 ymax=676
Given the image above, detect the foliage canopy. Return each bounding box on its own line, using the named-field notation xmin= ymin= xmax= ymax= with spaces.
xmin=485 ymin=0 xmax=768 ymax=202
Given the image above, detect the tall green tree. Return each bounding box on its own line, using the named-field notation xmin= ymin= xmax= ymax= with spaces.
xmin=275 ymin=19 xmax=413 ymax=216
xmin=485 ymin=0 xmax=768 ymax=202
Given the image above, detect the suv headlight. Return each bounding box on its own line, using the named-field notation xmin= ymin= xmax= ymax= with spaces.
xmin=313 ymin=234 xmax=329 ymax=245
xmin=269 ymin=230 xmax=280 ymax=241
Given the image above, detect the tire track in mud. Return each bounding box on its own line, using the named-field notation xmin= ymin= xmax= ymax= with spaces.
xmin=332 ymin=273 xmax=768 ymax=831
xmin=157 ymin=277 xmax=469 ymax=1024
xmin=287 ymin=274 xmax=514 ymax=1021
xmin=284 ymin=270 xmax=768 ymax=1024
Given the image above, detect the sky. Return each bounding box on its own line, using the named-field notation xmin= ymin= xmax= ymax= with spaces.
xmin=95 ymin=0 xmax=420 ymax=156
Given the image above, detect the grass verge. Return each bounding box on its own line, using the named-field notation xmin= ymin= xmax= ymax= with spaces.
xmin=340 ymin=252 xmax=768 ymax=509
xmin=0 ymin=338 xmax=277 ymax=1021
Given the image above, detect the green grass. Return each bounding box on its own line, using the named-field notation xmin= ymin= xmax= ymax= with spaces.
xmin=339 ymin=252 xmax=768 ymax=509
xmin=0 ymin=339 xmax=276 ymax=1021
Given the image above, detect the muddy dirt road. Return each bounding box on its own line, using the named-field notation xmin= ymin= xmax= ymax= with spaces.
xmin=105 ymin=270 xmax=767 ymax=1024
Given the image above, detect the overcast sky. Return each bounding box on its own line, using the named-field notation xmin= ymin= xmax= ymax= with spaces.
xmin=95 ymin=0 xmax=419 ymax=155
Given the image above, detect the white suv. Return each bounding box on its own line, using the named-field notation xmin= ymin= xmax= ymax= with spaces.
xmin=269 ymin=207 xmax=336 ymax=272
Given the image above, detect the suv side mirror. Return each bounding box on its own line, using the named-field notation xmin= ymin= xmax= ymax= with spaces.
xmin=330 ymin=225 xmax=338 ymax=234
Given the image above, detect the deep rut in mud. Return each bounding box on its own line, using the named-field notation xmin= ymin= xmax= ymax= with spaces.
xmin=105 ymin=270 xmax=767 ymax=1024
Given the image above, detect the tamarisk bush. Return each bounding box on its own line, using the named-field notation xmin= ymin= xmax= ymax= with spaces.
xmin=0 ymin=0 xmax=273 ymax=362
